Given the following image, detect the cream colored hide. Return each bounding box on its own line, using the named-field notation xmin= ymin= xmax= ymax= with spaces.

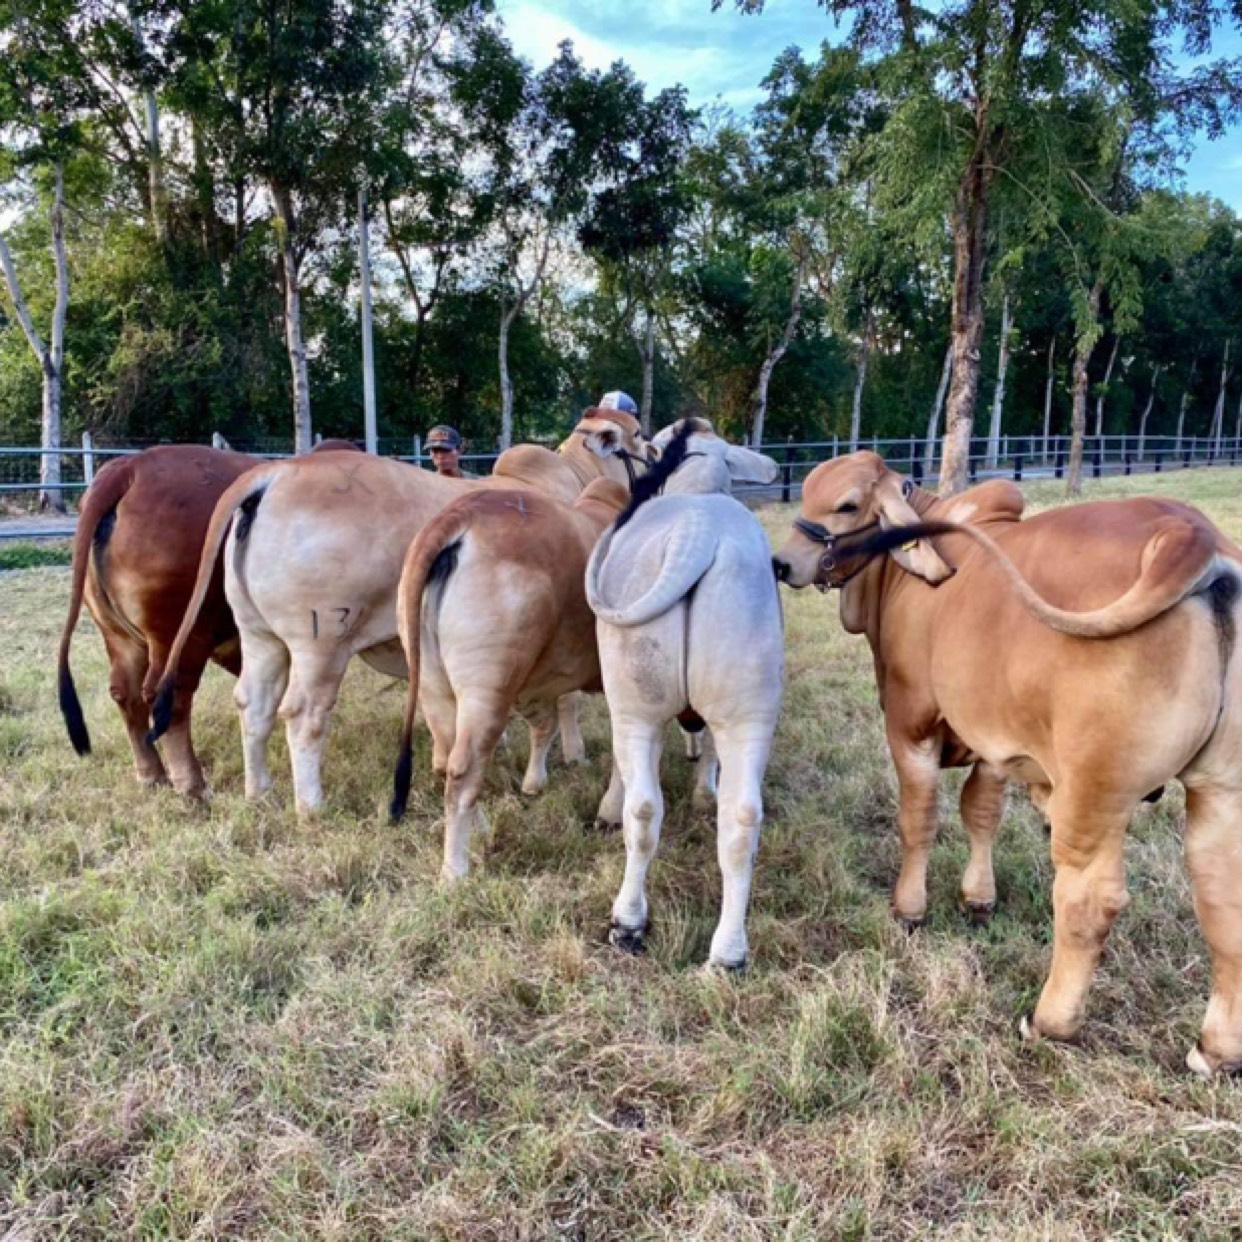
xmin=586 ymin=422 xmax=783 ymax=968
xmin=153 ymin=411 xmax=648 ymax=815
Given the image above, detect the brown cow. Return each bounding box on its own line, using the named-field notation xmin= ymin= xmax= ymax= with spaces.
xmin=773 ymin=451 xmax=1242 ymax=1076
xmin=58 ymin=445 xmax=262 ymax=792
xmin=151 ymin=410 xmax=651 ymax=815
xmin=390 ymin=478 xmax=630 ymax=880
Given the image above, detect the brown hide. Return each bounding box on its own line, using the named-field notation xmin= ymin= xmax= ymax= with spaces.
xmin=775 ymin=451 xmax=1242 ymax=1073
xmin=58 ymin=445 xmax=261 ymax=791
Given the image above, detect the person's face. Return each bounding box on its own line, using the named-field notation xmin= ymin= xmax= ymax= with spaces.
xmin=429 ymin=444 xmax=461 ymax=475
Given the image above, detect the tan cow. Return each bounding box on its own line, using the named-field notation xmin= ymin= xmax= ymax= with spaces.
xmin=390 ymin=479 xmax=629 ymax=880
xmin=773 ymin=451 xmax=1242 ymax=1076
xmin=151 ymin=411 xmax=649 ymax=814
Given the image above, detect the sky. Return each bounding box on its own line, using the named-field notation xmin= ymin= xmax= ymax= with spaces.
xmin=496 ymin=0 xmax=1242 ymax=210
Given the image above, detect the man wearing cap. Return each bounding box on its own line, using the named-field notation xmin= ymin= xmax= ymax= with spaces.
xmin=425 ymin=425 xmax=467 ymax=478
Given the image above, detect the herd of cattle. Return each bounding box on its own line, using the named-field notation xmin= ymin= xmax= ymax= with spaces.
xmin=51 ymin=409 xmax=1242 ymax=1079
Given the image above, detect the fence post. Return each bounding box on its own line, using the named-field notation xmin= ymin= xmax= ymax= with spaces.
xmin=912 ymin=452 xmax=924 ymax=485
xmin=1154 ymin=449 xmax=1163 ymax=473
xmin=212 ymin=431 xmax=229 ymax=450
xmin=82 ymin=430 xmax=95 ymax=486
xmin=1123 ymin=449 xmax=1131 ymax=476
xmin=413 ymin=433 xmax=423 ymax=468
xmin=1093 ymin=441 xmax=1102 ymax=478
xmin=1054 ymin=439 xmax=1065 ymax=479
xmin=1013 ymin=452 xmax=1022 ymax=482
xmin=781 ymin=441 xmax=793 ymax=504
xmin=832 ymin=434 xmax=839 ymax=458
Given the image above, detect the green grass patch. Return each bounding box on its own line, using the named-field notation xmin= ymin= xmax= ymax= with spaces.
xmin=1 ymin=469 xmax=1241 ymax=1235
xmin=0 ymin=542 xmax=72 ymax=571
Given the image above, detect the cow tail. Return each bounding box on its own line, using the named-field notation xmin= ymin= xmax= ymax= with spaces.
xmin=863 ymin=517 xmax=1222 ymax=639
xmin=147 ymin=465 xmax=279 ymax=743
xmin=57 ymin=456 xmax=136 ymax=755
xmin=390 ymin=506 xmax=473 ymax=822
xmin=587 ymin=509 xmax=718 ymax=629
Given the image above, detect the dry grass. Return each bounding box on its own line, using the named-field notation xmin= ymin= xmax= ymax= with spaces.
xmin=2 ymin=468 xmax=1242 ymax=1238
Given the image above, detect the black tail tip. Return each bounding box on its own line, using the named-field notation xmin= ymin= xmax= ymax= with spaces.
xmin=58 ymin=667 xmax=91 ymax=756
xmin=146 ymin=679 xmax=175 ymax=745
xmin=390 ymin=741 xmax=414 ymax=823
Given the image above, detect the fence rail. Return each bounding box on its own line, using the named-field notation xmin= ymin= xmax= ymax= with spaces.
xmin=4 ymin=431 xmax=1241 ymax=515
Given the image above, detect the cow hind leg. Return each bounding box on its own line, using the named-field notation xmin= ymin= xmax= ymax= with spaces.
xmin=594 ymin=756 xmax=625 ymax=831
xmin=1020 ymin=792 xmax=1131 ymax=1044
xmin=144 ymin=638 xmax=211 ymax=798
xmin=521 ymin=705 xmax=559 ymax=796
xmin=557 ymin=692 xmax=586 ymax=765
xmin=707 ymin=724 xmax=772 ymax=970
xmin=609 ymin=718 xmax=665 ymax=954
xmin=959 ymin=762 xmax=1007 ymax=923
xmin=1184 ymin=786 xmax=1242 ymax=1077
xmin=105 ymin=634 xmax=167 ymax=787
xmin=234 ymin=631 xmax=290 ymax=801
xmin=691 ymin=726 xmax=719 ymax=813
xmin=279 ymin=647 xmax=350 ymax=817
xmin=440 ymin=694 xmax=509 ymax=882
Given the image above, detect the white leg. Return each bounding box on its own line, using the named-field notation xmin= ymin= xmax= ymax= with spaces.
xmin=609 ymin=718 xmax=665 ymax=953
xmin=691 ymin=727 xmax=719 ymax=812
xmin=233 ymin=630 xmax=290 ymax=800
xmin=558 ymin=692 xmax=586 ymax=765
xmin=594 ymin=756 xmax=625 ymax=830
xmin=708 ymin=723 xmax=773 ymax=969
xmin=521 ymin=707 xmax=558 ymax=795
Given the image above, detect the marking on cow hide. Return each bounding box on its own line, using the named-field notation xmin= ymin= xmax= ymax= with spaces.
xmin=311 ymin=609 xmax=319 ymax=639
xmin=331 ymin=463 xmax=375 ymax=495
xmin=505 ymin=495 xmax=529 ymax=518
xmin=630 ymin=636 xmax=668 ymax=706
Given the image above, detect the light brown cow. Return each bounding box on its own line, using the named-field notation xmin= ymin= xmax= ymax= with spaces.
xmin=390 ymin=479 xmax=630 ymax=880
xmin=151 ymin=410 xmax=650 ymax=814
xmin=773 ymin=451 xmax=1242 ymax=1076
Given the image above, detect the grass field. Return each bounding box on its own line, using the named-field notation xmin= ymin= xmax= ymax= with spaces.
xmin=3 ymin=469 xmax=1242 ymax=1238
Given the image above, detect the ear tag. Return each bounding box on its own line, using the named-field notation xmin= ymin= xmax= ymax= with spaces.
xmin=900 ymin=539 xmax=918 ymax=552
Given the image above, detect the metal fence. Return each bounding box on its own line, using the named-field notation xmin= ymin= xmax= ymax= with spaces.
xmin=4 ymin=430 xmax=1241 ymax=514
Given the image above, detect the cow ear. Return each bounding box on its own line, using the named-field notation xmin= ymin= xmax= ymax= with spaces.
xmin=724 ymin=444 xmax=779 ymax=484
xmin=876 ymin=474 xmax=954 ymax=584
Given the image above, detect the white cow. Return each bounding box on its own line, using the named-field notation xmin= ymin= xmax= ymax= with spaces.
xmin=586 ymin=419 xmax=783 ymax=969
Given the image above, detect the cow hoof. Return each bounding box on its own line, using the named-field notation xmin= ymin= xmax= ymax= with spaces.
xmin=137 ymin=773 xmax=170 ymax=789
xmin=609 ymin=922 xmax=647 ymax=955
xmin=894 ymin=913 xmax=926 ymax=934
xmin=706 ymin=955 xmax=747 ymax=975
xmin=1187 ymin=1041 xmax=1242 ymax=1079
xmin=520 ymin=780 xmax=546 ymax=797
xmin=1018 ymin=1011 xmax=1040 ymax=1043
xmin=960 ymin=898 xmax=995 ymax=926
xmin=591 ymin=817 xmax=622 ymax=834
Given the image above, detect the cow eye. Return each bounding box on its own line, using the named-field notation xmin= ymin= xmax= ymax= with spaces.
xmin=836 ymin=502 xmax=859 ymax=514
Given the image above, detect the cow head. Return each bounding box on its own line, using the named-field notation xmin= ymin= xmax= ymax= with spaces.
xmin=649 ymin=418 xmax=779 ymax=494
xmin=772 ymin=452 xmax=953 ymax=589
xmin=572 ymin=408 xmax=653 ymax=468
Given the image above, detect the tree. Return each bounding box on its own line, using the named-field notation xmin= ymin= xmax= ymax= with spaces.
xmin=724 ymin=0 xmax=1242 ymax=494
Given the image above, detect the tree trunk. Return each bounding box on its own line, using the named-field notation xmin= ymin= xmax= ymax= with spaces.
xmin=939 ymin=146 xmax=991 ymax=495
xmin=271 ymin=184 xmax=312 ymax=454
xmin=749 ymin=253 xmax=805 ymax=447
xmin=1066 ymin=277 xmax=1104 ymax=498
xmin=1093 ymin=333 xmax=1121 ymax=437
xmin=191 ymin=117 xmax=218 ymax=262
xmin=1211 ymin=339 xmax=1232 ymax=455
xmin=925 ymin=341 xmax=952 ymax=476
xmin=1042 ymin=334 xmax=1056 ymax=465
xmin=359 ymin=188 xmax=377 ymax=454
xmin=637 ymin=304 xmax=655 ymax=437
xmin=1177 ymin=355 xmax=1199 ymax=455
xmin=1137 ymin=366 xmax=1162 ymax=460
xmin=498 ymin=306 xmax=516 ymax=450
xmin=849 ymin=308 xmax=873 ymax=453
xmin=132 ymin=11 xmax=167 ymax=244
xmin=985 ymin=292 xmax=1013 ymax=469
